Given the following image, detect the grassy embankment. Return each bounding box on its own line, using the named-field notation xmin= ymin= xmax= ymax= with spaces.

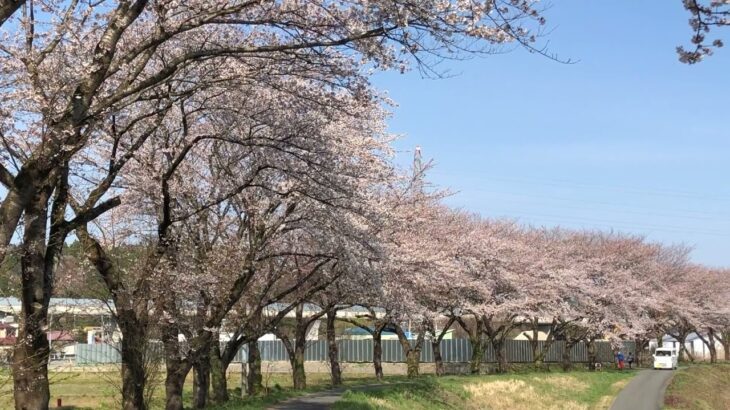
xmin=333 ymin=370 xmax=636 ymax=410
xmin=664 ymin=363 xmax=730 ymax=409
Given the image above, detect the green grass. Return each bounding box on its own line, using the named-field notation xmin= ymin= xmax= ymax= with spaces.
xmin=0 ymin=369 xmax=379 ymax=409
xmin=333 ymin=370 xmax=637 ymax=410
xmin=664 ymin=363 xmax=730 ymax=409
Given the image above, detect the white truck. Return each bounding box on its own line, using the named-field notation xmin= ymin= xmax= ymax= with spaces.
xmin=652 ymin=347 xmax=678 ymax=370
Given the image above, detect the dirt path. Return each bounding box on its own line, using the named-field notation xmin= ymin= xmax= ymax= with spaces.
xmin=610 ymin=369 xmax=674 ymax=410
xmin=267 ymin=382 xmax=413 ymax=410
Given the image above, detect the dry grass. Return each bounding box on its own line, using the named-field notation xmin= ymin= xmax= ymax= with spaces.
xmin=664 ymin=363 xmax=730 ymax=410
xmin=464 ymin=379 xmax=587 ymax=410
xmin=539 ymin=375 xmax=590 ymax=391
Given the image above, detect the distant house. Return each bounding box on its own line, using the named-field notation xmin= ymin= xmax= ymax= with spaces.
xmin=653 ymin=333 xmax=725 ymax=361
xmin=0 ymin=323 xmax=16 ymax=346
xmin=341 ymin=326 xmax=439 ymax=341
xmin=0 ymin=323 xmax=17 ymax=362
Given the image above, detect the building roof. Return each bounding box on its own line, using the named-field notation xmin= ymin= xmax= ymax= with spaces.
xmin=342 ymin=327 xmax=415 ymax=339
xmin=0 ymin=336 xmax=16 ymax=346
xmin=47 ymin=330 xmax=76 ymax=342
xmin=0 ymin=297 xmax=113 ymax=316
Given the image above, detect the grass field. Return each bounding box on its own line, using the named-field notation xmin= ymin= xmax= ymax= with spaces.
xmin=332 ymin=370 xmax=636 ymax=410
xmin=0 ymin=369 xmax=380 ymax=409
xmin=0 ymin=368 xmax=637 ymax=409
xmin=664 ymin=363 xmax=730 ymax=409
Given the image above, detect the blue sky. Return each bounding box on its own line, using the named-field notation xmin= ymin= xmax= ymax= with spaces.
xmin=373 ymin=1 xmax=730 ymax=267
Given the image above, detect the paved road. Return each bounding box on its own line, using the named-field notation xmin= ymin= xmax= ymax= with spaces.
xmin=267 ymin=383 xmax=412 ymax=410
xmin=611 ymin=369 xmax=675 ymax=410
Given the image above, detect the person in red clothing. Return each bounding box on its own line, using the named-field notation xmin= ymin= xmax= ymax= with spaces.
xmin=616 ymin=351 xmax=625 ymax=370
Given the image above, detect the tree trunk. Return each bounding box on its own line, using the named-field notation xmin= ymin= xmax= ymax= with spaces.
xmin=13 ymin=194 xmax=52 ymax=410
xmin=562 ymin=341 xmax=576 ymax=372
xmin=291 ymin=338 xmax=307 ymax=390
xmin=457 ymin=315 xmax=486 ymax=375
xmin=210 ymin=338 xmax=229 ymax=404
xmin=393 ymin=321 xmax=423 ymax=379
xmin=247 ymin=342 xmax=263 ymax=396
xmin=432 ymin=338 xmax=444 ymax=376
xmin=162 ymin=328 xmax=192 ymax=410
xmin=427 ymin=316 xmax=454 ymax=377
xmin=164 ymin=361 xmax=188 ymax=410
xmin=635 ymin=338 xmax=649 ymax=369
xmin=405 ymin=349 xmax=420 ymax=378
xmin=526 ymin=318 xmax=545 ymax=371
xmin=720 ymin=331 xmax=730 ymax=361
xmin=469 ymin=334 xmax=484 ymax=375
xmin=493 ymin=339 xmax=507 ymax=374
xmin=326 ymin=310 xmax=342 ymax=386
xmin=587 ymin=338 xmax=597 ymax=371
xmin=120 ymin=322 xmax=148 ymax=410
xmin=674 ymin=332 xmax=695 ymax=363
xmin=12 ymin=334 xmax=50 ymax=410
xmin=697 ymin=329 xmax=718 ymax=363
xmin=192 ymin=353 xmax=210 ymax=409
xmin=373 ymin=329 xmax=384 ymax=380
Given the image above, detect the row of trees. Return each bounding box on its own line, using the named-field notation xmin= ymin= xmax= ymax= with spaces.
xmin=0 ymin=1 xmax=549 ymax=409
xmin=0 ymin=1 xmax=728 ymax=410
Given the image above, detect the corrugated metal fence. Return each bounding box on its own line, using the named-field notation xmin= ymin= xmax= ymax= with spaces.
xmin=76 ymin=339 xmax=635 ymax=365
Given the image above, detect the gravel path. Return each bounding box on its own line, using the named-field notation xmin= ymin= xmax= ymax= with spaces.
xmin=610 ymin=369 xmax=675 ymax=410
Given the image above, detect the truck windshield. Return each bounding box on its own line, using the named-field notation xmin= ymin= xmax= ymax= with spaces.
xmin=656 ymin=350 xmax=672 ymax=357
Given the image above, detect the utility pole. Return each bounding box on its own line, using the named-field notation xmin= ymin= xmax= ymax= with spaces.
xmin=412 ymin=145 xmax=424 ymax=194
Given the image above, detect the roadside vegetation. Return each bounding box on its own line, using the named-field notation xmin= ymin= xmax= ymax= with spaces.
xmin=664 ymin=363 xmax=730 ymax=409
xmin=332 ymin=370 xmax=636 ymax=410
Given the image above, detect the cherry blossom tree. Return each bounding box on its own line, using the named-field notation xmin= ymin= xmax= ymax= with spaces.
xmin=678 ymin=0 xmax=730 ymax=63
xmin=0 ymin=2 xmax=549 ymax=407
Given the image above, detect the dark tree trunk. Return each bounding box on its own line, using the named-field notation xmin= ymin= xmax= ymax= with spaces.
xmin=562 ymin=340 xmax=578 ymax=372
xmin=13 ymin=194 xmax=53 ymax=410
xmin=587 ymin=338 xmax=598 ymax=371
xmin=492 ymin=339 xmax=507 ymax=374
xmin=247 ymin=342 xmax=263 ymax=396
xmin=432 ymin=338 xmax=444 ymax=376
xmin=427 ymin=317 xmax=454 ymax=377
xmin=164 ymin=361 xmax=188 ymax=410
xmin=373 ymin=329 xmax=384 ymax=380
xmin=77 ymin=221 xmax=152 ymax=410
xmin=162 ymin=324 xmax=192 ymax=410
xmin=527 ymin=318 xmax=544 ymax=370
xmin=470 ymin=334 xmax=484 ymax=375
xmin=192 ymin=348 xmax=211 ymax=409
xmin=635 ymin=338 xmax=649 ymax=368
xmin=210 ymin=336 xmax=230 ymax=404
xmin=12 ymin=331 xmax=50 ymax=410
xmin=120 ymin=321 xmax=148 ymax=410
xmin=708 ymin=329 xmax=718 ymax=363
xmin=291 ymin=337 xmax=307 ymax=390
xmin=326 ymin=309 xmax=342 ymax=386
